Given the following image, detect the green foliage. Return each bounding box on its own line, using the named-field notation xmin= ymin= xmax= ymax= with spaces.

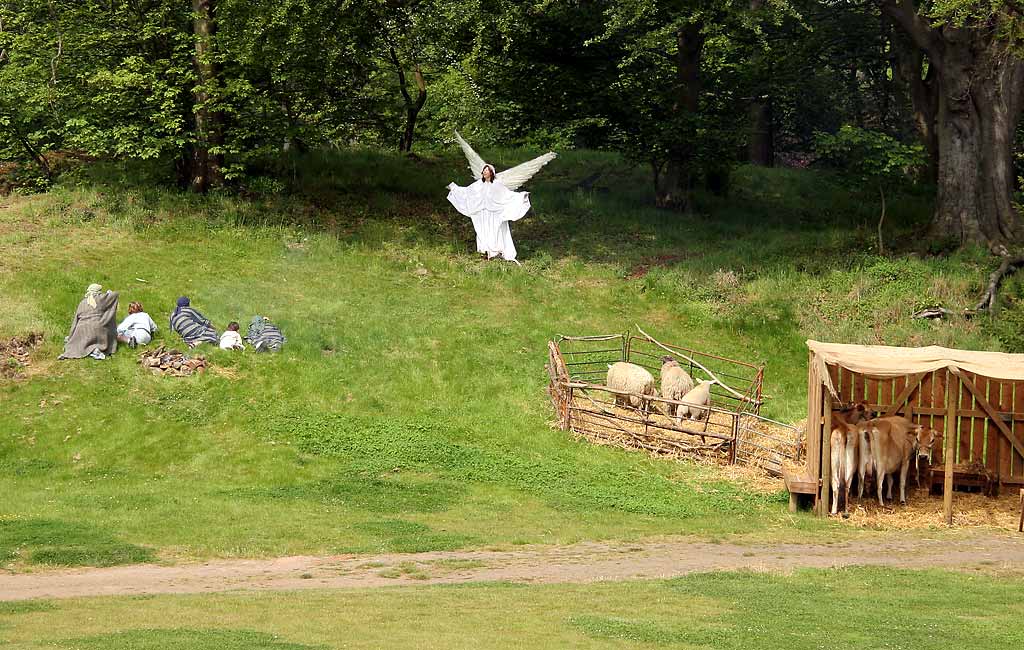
xmin=928 ymin=0 xmax=1024 ymax=48
xmin=814 ymin=125 xmax=926 ymax=188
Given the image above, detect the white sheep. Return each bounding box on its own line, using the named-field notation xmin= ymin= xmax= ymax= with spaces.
xmin=606 ymin=362 xmax=657 ymax=412
xmin=658 ymin=355 xmax=694 ymax=422
xmin=676 ymin=380 xmax=716 ymax=421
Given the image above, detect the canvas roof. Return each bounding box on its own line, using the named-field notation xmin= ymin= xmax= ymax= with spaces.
xmin=806 ymin=340 xmax=1024 ymax=398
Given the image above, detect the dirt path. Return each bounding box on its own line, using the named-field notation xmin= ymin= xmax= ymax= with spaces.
xmin=2 ymin=534 xmax=1022 ymax=602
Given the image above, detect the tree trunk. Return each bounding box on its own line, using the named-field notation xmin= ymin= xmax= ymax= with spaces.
xmin=889 ymin=27 xmax=938 ymax=183
xmin=883 ymin=2 xmax=1024 ymax=248
xmin=398 ymin=65 xmax=427 ymax=153
xmin=928 ymin=37 xmax=1024 ymax=247
xmin=747 ymin=99 xmax=773 ymax=167
xmin=655 ymin=23 xmax=703 ymax=209
xmin=13 ymin=131 xmax=52 ymax=178
xmin=188 ymin=0 xmax=223 ymax=194
xmin=745 ymin=0 xmax=772 ymax=167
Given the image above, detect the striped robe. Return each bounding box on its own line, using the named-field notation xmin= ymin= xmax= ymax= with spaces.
xmin=170 ymin=307 xmax=218 ymax=345
xmin=246 ymin=316 xmax=286 ymax=352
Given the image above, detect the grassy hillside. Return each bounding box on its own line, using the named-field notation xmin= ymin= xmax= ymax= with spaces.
xmin=0 ymin=149 xmax=1008 ymax=567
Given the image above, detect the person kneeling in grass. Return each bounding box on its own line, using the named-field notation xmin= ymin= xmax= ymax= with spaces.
xmin=219 ymin=321 xmax=245 ymax=351
xmin=116 ymin=301 xmax=158 ymax=349
xmin=169 ymin=296 xmax=218 ymax=348
xmin=59 ymin=283 xmax=119 ymax=360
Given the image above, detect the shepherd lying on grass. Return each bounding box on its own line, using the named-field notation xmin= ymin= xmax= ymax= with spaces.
xmin=169 ymin=296 xmax=218 ymax=348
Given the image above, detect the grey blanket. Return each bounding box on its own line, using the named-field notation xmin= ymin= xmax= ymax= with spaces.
xmin=59 ymin=291 xmax=119 ymax=359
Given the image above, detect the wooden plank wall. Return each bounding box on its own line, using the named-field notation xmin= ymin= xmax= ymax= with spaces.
xmin=813 ymin=365 xmax=1024 ymax=487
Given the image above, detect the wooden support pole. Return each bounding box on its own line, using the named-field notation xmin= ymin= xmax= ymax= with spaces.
xmin=730 ymin=414 xmax=739 ymax=465
xmin=820 ymin=390 xmax=832 ymax=516
xmin=944 ymin=369 xmax=957 ymax=525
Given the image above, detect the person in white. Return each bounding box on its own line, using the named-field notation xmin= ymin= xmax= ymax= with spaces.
xmin=446 ymin=131 xmax=556 ymax=264
xmin=116 ymin=301 xmax=158 ymax=348
xmin=219 ymin=321 xmax=245 ymax=351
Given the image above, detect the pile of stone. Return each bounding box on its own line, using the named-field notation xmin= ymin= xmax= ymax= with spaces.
xmin=138 ymin=345 xmax=207 ymax=376
xmin=1 ymin=332 xmax=43 ymax=379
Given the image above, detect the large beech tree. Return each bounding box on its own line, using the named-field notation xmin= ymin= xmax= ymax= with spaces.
xmin=882 ymin=1 xmax=1024 ymax=248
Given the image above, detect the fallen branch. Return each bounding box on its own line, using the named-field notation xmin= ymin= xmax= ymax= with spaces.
xmin=912 ymin=306 xmax=954 ymax=320
xmin=975 ymin=254 xmax=1024 ymax=312
xmin=634 ymin=325 xmax=750 ymax=403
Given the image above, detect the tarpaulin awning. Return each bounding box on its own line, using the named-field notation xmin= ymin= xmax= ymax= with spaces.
xmin=807 ymin=340 xmax=1024 ymax=398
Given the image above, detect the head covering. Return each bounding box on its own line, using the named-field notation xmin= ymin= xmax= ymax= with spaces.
xmin=171 ymin=296 xmax=190 ymax=329
xmin=85 ymin=283 xmax=103 ymax=308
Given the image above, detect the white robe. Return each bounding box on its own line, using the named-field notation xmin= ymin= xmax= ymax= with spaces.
xmin=219 ymin=330 xmax=245 ymax=350
xmin=447 ymin=179 xmax=531 ymax=261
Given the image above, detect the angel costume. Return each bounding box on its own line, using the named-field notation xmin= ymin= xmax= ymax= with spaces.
xmin=446 ymin=131 xmax=556 ymax=262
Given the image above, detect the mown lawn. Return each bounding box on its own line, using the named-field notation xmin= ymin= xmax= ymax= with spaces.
xmin=2 ymin=568 xmax=1023 ymax=649
xmin=0 ymin=149 xmax=1010 ymax=567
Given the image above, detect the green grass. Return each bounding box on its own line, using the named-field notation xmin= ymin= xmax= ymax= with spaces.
xmin=0 ymin=148 xmax=1010 ymax=567
xmin=1 ymin=569 xmax=1022 ymax=648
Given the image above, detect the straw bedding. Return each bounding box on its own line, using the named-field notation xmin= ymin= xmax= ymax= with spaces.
xmin=564 ymin=390 xmax=800 ymax=475
xmin=837 ymin=486 xmax=1022 ymax=531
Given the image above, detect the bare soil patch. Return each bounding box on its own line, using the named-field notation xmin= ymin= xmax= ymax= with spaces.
xmin=2 ymin=534 xmax=1022 ymax=602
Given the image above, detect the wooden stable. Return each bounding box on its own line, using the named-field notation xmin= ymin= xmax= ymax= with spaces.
xmin=787 ymin=341 xmax=1024 ymax=522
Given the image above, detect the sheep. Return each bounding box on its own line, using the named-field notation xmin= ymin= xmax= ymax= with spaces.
xmin=659 ymin=355 xmax=695 ymax=422
xmin=676 ymin=380 xmax=716 ymax=421
xmin=606 ymin=362 xmax=657 ymax=412
xmin=674 ymin=379 xmax=717 ymax=444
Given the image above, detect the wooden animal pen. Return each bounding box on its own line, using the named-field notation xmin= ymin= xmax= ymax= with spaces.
xmin=791 ymin=340 xmax=1024 ymax=522
xmin=546 ymin=330 xmax=801 ymax=475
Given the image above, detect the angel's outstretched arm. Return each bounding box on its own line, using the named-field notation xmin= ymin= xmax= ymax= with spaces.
xmin=495 ymin=151 xmax=557 ymax=191
xmin=454 ymin=130 xmax=486 ymax=181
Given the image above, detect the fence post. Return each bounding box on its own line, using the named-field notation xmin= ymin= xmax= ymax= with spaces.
xmin=819 ymin=390 xmax=832 ymax=516
xmin=730 ymin=414 xmax=739 ymax=465
xmin=564 ymin=385 xmax=573 ymax=430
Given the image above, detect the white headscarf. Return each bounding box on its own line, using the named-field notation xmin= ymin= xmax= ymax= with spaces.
xmin=85 ymin=283 xmax=103 ymax=308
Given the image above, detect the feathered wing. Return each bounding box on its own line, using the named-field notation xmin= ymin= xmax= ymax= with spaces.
xmin=495 ymin=151 xmax=557 ymax=191
xmin=454 ymin=130 xmax=486 ymax=181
